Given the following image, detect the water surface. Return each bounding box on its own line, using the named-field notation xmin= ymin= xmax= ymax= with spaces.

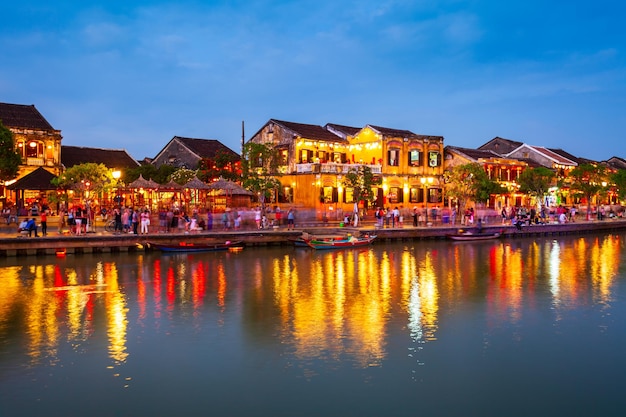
xmin=1 ymin=234 xmax=625 ymax=416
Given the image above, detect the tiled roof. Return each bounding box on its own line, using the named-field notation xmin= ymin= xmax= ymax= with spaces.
xmin=529 ymin=146 xmax=577 ymax=165
xmin=325 ymin=123 xmax=362 ymax=137
xmin=368 ymin=125 xmax=417 ymax=139
xmin=271 ymin=119 xmax=344 ymax=142
xmin=548 ymin=148 xmax=581 ymax=164
xmin=62 ymin=146 xmax=140 ymax=169
xmin=0 ymin=102 xmax=54 ymax=130
xmin=175 ymin=137 xmax=240 ymax=159
xmin=446 ymin=146 xmax=501 ymax=161
xmin=6 ymin=167 xmax=57 ymax=190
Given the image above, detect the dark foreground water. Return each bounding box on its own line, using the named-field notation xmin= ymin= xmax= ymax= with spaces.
xmin=1 ymin=233 xmax=626 ymax=417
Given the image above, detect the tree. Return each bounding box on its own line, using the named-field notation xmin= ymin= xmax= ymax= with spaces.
xmin=198 ymin=150 xmax=240 ymax=182
xmin=611 ymin=169 xmax=626 ymax=202
xmin=568 ymin=163 xmax=607 ymax=220
xmin=241 ymin=142 xmax=283 ymax=209
xmin=0 ymin=120 xmax=22 ymax=182
xmin=444 ymin=163 xmax=502 ymax=213
xmin=168 ymin=168 xmax=197 ymax=185
xmin=342 ymin=165 xmax=381 ymax=210
xmin=52 ymin=163 xmax=118 ymax=203
xmin=517 ymin=166 xmax=556 ymax=206
xmin=125 ymin=164 xmax=176 ymax=185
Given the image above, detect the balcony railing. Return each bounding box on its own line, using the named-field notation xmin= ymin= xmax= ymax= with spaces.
xmin=296 ymin=163 xmax=382 ymax=174
xmin=26 ymin=158 xmax=44 ymax=166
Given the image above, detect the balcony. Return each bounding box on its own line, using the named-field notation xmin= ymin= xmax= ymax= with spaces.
xmin=296 ymin=163 xmax=382 ymax=174
xmin=26 ymin=158 xmax=44 ymax=166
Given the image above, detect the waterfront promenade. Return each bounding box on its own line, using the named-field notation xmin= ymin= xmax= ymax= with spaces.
xmin=1 ymin=214 xmax=626 ymax=257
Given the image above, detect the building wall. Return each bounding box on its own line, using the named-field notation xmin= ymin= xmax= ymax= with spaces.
xmin=12 ymin=127 xmax=62 ymax=177
xmin=152 ymin=140 xmax=200 ymax=169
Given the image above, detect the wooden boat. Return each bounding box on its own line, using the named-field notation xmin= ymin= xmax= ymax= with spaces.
xmin=289 ymin=233 xmax=347 ymax=247
xmin=447 ymin=231 xmax=502 ymax=241
xmin=146 ymin=240 xmax=244 ymax=252
xmin=305 ymin=235 xmax=377 ymax=249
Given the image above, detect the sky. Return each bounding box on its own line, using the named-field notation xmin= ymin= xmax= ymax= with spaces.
xmin=2 ymin=0 xmax=625 ymax=162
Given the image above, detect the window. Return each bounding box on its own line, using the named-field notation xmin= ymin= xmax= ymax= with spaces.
xmin=428 ymin=151 xmax=440 ymax=167
xmin=388 ymin=149 xmax=400 ymax=166
xmin=388 ymin=187 xmax=403 ymax=203
xmin=321 ymin=186 xmax=336 ymax=203
xmin=345 ymin=187 xmax=355 ymax=203
xmin=279 ymin=150 xmax=288 ymax=165
xmin=300 ymin=149 xmax=313 ymax=163
xmin=409 ymin=150 xmax=421 ymax=167
xmin=409 ymin=188 xmax=420 ymax=203
xmin=18 ymin=140 xmax=43 ymax=158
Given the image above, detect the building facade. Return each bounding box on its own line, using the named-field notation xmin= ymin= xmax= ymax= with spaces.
xmin=247 ymin=119 xmax=445 ymax=219
xmin=0 ymin=103 xmax=63 ymax=209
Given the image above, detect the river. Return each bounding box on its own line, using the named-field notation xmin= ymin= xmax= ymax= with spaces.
xmin=1 ymin=233 xmax=625 ymax=416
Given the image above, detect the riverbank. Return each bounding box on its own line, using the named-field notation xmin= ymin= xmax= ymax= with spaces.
xmin=1 ymin=216 xmax=626 ymax=257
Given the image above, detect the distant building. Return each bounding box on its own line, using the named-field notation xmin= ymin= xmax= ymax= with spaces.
xmin=61 ymin=145 xmax=140 ymax=170
xmin=151 ymin=136 xmax=240 ymax=169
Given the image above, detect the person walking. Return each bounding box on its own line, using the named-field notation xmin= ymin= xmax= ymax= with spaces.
xmin=40 ymin=210 xmax=48 ymax=236
xmin=287 ymin=208 xmax=295 ymax=230
xmin=114 ymin=208 xmax=123 ymax=234
xmin=140 ymin=209 xmax=150 ymax=234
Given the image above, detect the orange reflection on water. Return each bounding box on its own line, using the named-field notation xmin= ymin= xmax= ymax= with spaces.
xmin=273 ymin=249 xmax=391 ymax=368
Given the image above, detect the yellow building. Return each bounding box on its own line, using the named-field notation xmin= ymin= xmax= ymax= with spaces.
xmin=0 ymin=103 xmax=63 ymax=209
xmin=247 ymin=119 xmax=445 ymax=219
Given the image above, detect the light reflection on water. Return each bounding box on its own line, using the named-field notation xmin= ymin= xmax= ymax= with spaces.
xmin=1 ymin=234 xmax=626 ymax=416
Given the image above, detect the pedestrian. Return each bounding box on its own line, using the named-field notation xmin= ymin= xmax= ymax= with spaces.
xmin=26 ymin=217 xmax=39 ymax=237
xmin=206 ymin=211 xmax=213 ymax=231
xmin=114 ymin=208 xmax=123 ymax=234
xmin=166 ymin=208 xmax=174 ymax=233
xmin=412 ymin=207 xmax=418 ymax=227
xmin=40 ymin=210 xmax=48 ymax=236
xmin=140 ymin=209 xmax=150 ymax=234
xmin=287 ymin=208 xmax=295 ymax=230
xmin=254 ymin=207 xmax=262 ymax=229
xmin=132 ymin=209 xmax=139 ymax=234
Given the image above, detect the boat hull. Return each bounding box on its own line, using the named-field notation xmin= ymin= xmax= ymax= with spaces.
xmin=305 ymin=236 xmax=377 ymax=249
xmin=447 ymin=232 xmax=501 ymax=241
xmin=147 ymin=240 xmax=244 ymax=252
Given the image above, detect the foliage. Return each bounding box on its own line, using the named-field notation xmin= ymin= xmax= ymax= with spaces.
xmin=517 ymin=166 xmax=556 ymax=204
xmin=125 ymin=164 xmax=176 ymax=184
xmin=51 ymin=163 xmax=117 ymax=197
xmin=444 ymin=163 xmax=501 ymax=211
xmin=198 ymin=150 xmax=240 ymax=182
xmin=0 ymin=120 xmax=22 ymax=182
xmin=168 ymin=168 xmax=197 ymax=185
xmin=611 ymin=169 xmax=626 ymax=201
xmin=342 ymin=165 xmax=381 ymax=208
xmin=241 ymin=142 xmax=283 ymax=207
xmin=568 ymin=163 xmax=608 ymax=215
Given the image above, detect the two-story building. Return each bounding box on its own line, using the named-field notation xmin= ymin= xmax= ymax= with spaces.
xmin=247 ymin=119 xmax=445 ymax=219
xmin=444 ymin=145 xmax=533 ymax=209
xmin=0 ymin=102 xmax=63 ymax=210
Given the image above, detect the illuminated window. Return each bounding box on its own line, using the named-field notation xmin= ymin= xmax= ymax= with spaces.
xmin=26 ymin=141 xmax=44 ymax=158
xmin=388 ymin=149 xmax=400 ymax=166
xmin=409 ymin=150 xmax=421 ymax=167
xmin=428 ymin=151 xmax=440 ymax=167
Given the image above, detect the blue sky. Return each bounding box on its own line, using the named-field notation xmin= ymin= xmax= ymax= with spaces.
xmin=2 ymin=0 xmax=625 ymax=162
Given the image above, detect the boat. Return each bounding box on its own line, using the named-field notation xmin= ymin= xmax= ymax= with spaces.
xmin=146 ymin=240 xmax=244 ymax=252
xmin=305 ymin=234 xmax=377 ymax=249
xmin=446 ymin=230 xmax=502 ymax=241
xmin=288 ymin=233 xmax=348 ymax=247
